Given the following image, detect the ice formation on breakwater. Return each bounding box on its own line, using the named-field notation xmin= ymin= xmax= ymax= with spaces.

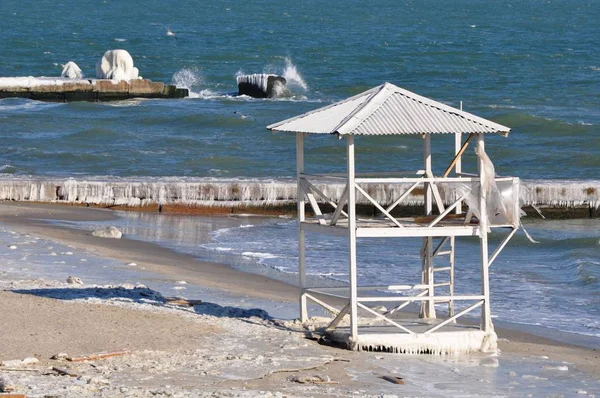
xmin=0 ymin=78 xmax=187 ymax=101
xmin=236 ymin=74 xmax=286 ymax=98
xmin=96 ymin=49 xmax=140 ymax=81
xmin=0 ymin=177 xmax=598 ymax=212
xmin=61 ymin=62 xmax=83 ymax=79
xmin=0 ymin=77 xmax=90 ymax=89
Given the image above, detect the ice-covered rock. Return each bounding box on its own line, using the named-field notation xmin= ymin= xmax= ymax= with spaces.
xmin=66 ymin=276 xmax=84 ymax=285
xmin=91 ymin=226 xmax=122 ymax=239
xmin=237 ymin=73 xmax=286 ymax=98
xmin=61 ymin=61 xmax=83 ymax=78
xmin=96 ymin=49 xmax=140 ymax=81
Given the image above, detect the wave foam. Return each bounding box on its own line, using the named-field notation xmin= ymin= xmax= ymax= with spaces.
xmin=282 ymin=57 xmax=308 ymax=91
xmin=241 ymin=251 xmax=279 ymax=259
xmin=172 ymin=68 xmax=204 ymax=97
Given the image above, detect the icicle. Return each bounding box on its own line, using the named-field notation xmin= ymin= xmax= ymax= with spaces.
xmin=333 ymin=329 xmax=495 ymax=355
xmin=0 ymin=177 xmax=597 ymax=211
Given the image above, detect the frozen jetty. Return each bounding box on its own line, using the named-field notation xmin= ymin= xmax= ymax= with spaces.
xmin=0 ymin=77 xmax=188 ymax=102
xmin=237 ymin=74 xmax=286 ymax=98
xmin=0 ymin=176 xmax=598 ymax=218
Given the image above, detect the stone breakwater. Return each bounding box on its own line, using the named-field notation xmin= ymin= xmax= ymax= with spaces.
xmin=0 ymin=77 xmax=188 ymax=101
xmin=0 ymin=177 xmax=598 ymax=218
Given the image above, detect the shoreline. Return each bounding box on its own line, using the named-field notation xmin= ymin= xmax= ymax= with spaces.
xmin=0 ymin=202 xmax=299 ymax=305
xmin=0 ymin=202 xmax=598 ymax=383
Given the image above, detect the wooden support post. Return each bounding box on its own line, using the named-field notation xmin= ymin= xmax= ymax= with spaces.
xmin=347 ymin=135 xmax=359 ymax=342
xmin=420 ymin=134 xmax=436 ymax=319
xmin=297 ymin=132 xmax=307 ymax=322
xmin=477 ymin=134 xmax=492 ymax=332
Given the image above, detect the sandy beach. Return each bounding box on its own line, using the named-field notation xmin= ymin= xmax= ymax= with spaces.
xmin=0 ymin=202 xmax=598 ymax=397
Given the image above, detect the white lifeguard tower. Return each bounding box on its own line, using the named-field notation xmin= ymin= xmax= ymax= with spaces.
xmin=268 ymin=83 xmax=521 ymax=354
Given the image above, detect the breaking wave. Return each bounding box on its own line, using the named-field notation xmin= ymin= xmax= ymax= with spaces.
xmin=282 ymin=57 xmax=308 ymax=91
xmin=172 ymin=68 xmax=206 ymax=98
xmin=172 ymin=58 xmax=309 ymax=101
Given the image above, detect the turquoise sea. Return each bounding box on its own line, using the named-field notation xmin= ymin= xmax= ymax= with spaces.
xmin=0 ymin=1 xmax=599 ymax=340
xmin=0 ymin=0 xmax=598 ymax=178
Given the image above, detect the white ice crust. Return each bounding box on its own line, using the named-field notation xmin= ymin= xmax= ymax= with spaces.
xmin=0 ymin=177 xmax=598 ymax=209
xmin=61 ymin=61 xmax=83 ymax=79
xmin=0 ymin=76 xmax=90 ymax=88
xmin=344 ymin=330 xmax=498 ymax=355
xmin=95 ymin=49 xmax=140 ymax=81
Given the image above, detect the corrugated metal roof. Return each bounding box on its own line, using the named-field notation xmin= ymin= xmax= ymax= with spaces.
xmin=267 ymin=82 xmax=510 ymax=136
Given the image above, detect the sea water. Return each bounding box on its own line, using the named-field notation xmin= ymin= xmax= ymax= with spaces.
xmin=0 ymin=0 xmax=598 ymax=179
xmin=0 ymin=0 xmax=599 ymax=344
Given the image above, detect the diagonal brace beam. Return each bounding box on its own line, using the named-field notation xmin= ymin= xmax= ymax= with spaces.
xmin=326 ymin=303 xmax=350 ymax=331
xmin=385 ymin=180 xmax=422 ymax=213
xmin=424 ymin=300 xmax=483 ymax=334
xmin=488 ymin=227 xmax=518 ymax=267
xmin=383 ymin=290 xmax=428 ymax=316
xmin=300 ymin=179 xmax=326 ymax=225
xmin=331 ymin=184 xmax=349 ymax=226
xmin=303 ymin=178 xmax=348 ymax=218
xmin=305 ymin=293 xmax=340 ymax=315
xmin=355 ymin=184 xmax=403 ymax=228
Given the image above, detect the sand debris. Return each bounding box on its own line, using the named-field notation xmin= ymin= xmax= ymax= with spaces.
xmin=50 ymin=353 xmax=68 ymax=360
xmin=381 ymin=375 xmax=405 ymax=385
xmin=287 ymin=374 xmax=338 ymax=384
xmin=66 ymin=350 xmax=130 ymax=362
xmin=166 ymin=298 xmax=203 ymax=307
xmin=51 ymin=367 xmax=78 ymax=377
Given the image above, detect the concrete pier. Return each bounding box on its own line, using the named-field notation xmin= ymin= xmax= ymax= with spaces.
xmin=0 ymin=77 xmax=188 ymax=101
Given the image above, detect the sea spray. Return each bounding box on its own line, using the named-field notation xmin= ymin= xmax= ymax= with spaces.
xmin=282 ymin=57 xmax=308 ymax=91
xmin=255 ymin=58 xmax=308 ymax=98
xmin=172 ymin=68 xmax=204 ymax=98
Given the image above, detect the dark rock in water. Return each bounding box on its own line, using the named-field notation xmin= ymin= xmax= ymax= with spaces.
xmin=237 ymin=74 xmax=286 ymax=98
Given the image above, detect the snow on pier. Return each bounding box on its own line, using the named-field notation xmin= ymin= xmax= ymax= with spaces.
xmin=0 ymin=177 xmax=598 ymax=215
xmin=0 ymin=77 xmax=188 ymax=101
